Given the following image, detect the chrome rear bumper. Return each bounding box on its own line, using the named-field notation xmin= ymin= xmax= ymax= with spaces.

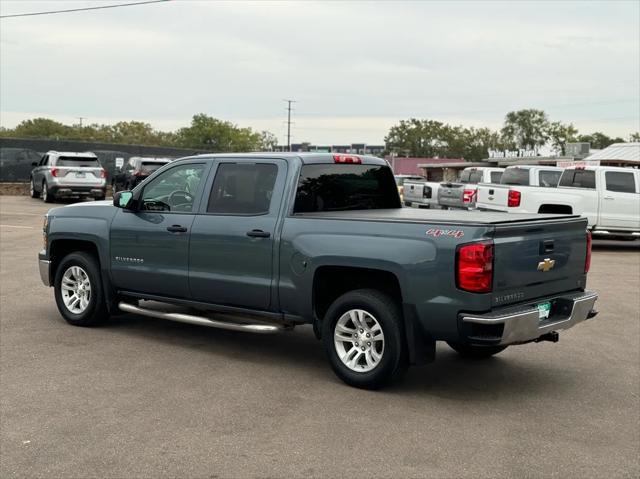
xmin=461 ymin=290 xmax=598 ymax=345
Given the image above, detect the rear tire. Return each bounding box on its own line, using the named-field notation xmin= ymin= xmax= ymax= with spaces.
xmin=322 ymin=289 xmax=408 ymax=389
xmin=54 ymin=252 xmax=109 ymax=327
xmin=42 ymin=180 xmax=54 ymax=203
xmin=447 ymin=342 xmax=507 ymax=358
xmin=30 ymin=177 xmax=40 ymax=198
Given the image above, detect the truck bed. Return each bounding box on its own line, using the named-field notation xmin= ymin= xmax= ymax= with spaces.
xmin=294 ymin=208 xmax=581 ymax=225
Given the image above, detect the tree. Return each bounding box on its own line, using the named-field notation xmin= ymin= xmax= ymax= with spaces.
xmin=260 ymin=131 xmax=278 ymax=151
xmin=629 ymin=132 xmax=640 ymax=142
xmin=176 ymin=113 xmax=264 ymax=152
xmin=8 ymin=118 xmax=71 ymax=139
xmin=547 ymin=121 xmax=578 ymax=155
xmin=576 ymin=132 xmax=624 ymax=149
xmin=500 ymin=109 xmax=549 ymax=150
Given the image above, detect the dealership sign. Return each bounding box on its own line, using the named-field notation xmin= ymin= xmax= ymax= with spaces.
xmin=488 ymin=149 xmax=538 ymax=159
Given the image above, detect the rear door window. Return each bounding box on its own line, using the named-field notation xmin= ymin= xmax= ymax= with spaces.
xmin=294 ymin=164 xmax=400 ymax=213
xmin=559 ymin=170 xmax=596 ymax=189
xmin=500 ymin=168 xmax=530 ymax=186
xmin=490 ymin=171 xmax=503 ymax=183
xmin=207 ymin=163 xmax=278 ymax=215
xmin=605 ymin=171 xmax=636 ymax=193
xmin=538 ymin=170 xmax=562 ymax=188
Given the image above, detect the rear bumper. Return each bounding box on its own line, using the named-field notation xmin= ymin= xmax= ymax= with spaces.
xmin=460 ymin=290 xmax=598 ymax=345
xmin=49 ymin=185 xmax=106 ymax=197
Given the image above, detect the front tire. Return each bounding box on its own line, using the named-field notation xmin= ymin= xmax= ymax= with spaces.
xmin=54 ymin=252 xmax=109 ymax=327
xmin=447 ymin=342 xmax=507 ymax=358
xmin=322 ymin=289 xmax=408 ymax=389
xmin=30 ymin=177 xmax=40 ymax=198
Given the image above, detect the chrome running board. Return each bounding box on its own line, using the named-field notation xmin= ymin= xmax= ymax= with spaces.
xmin=118 ymin=302 xmax=284 ymax=334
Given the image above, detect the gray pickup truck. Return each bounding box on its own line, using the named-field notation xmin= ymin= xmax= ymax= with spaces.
xmin=38 ymin=153 xmax=598 ymax=389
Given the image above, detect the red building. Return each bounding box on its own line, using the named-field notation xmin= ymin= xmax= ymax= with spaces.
xmin=386 ymin=157 xmax=464 ymax=180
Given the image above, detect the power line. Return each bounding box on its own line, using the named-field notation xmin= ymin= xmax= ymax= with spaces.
xmin=0 ymin=0 xmax=170 ymax=19
xmin=283 ymin=99 xmax=296 ymax=152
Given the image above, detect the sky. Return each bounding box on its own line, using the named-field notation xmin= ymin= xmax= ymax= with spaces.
xmin=1 ymin=0 xmax=639 ymax=146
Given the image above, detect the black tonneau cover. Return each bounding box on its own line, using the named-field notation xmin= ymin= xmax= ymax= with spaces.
xmin=293 ymin=208 xmax=582 ymax=226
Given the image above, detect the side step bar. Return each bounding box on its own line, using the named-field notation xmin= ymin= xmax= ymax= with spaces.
xmin=118 ymin=302 xmax=285 ymax=334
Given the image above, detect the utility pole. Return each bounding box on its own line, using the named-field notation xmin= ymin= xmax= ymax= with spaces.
xmin=283 ymin=99 xmax=295 ymax=151
xmin=76 ymin=117 xmax=86 ymax=128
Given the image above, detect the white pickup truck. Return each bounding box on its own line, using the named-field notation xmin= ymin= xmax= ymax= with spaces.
xmin=476 ymin=166 xmax=640 ymax=239
xmin=402 ymin=180 xmax=442 ymax=208
xmin=436 ymin=167 xmax=504 ymax=210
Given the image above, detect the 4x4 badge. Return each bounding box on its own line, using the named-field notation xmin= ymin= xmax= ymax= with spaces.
xmin=537 ymin=258 xmax=555 ymax=272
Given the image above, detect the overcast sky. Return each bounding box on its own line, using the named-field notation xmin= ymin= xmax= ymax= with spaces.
xmin=1 ymin=0 xmax=639 ymax=145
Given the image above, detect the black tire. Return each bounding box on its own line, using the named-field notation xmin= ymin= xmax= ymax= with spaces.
xmin=322 ymin=289 xmax=408 ymax=390
xmin=29 ymin=177 xmax=40 ymax=198
xmin=42 ymin=180 xmax=54 ymax=203
xmin=447 ymin=342 xmax=507 ymax=358
xmin=54 ymin=252 xmax=109 ymax=327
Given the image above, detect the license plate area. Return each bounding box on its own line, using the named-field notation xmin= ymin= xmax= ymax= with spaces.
xmin=537 ymin=301 xmax=551 ymax=320
xmin=75 ymin=172 xmax=86 ymax=178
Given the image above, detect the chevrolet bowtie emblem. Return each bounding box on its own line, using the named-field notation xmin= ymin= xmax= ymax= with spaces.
xmin=537 ymin=258 xmax=556 ymax=272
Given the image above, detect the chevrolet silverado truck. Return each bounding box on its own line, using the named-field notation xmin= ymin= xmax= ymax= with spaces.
xmin=38 ymin=153 xmax=599 ymax=389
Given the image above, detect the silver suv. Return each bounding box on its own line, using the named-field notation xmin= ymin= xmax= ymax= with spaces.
xmin=30 ymin=151 xmax=107 ymax=203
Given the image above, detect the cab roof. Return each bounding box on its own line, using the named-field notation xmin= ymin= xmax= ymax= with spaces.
xmin=192 ymin=152 xmax=388 ymax=166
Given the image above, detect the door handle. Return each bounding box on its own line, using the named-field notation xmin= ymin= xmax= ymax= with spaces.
xmin=603 ymin=196 xmax=614 ymax=200
xmin=246 ymin=229 xmax=271 ymax=238
xmin=166 ymin=225 xmax=188 ymax=233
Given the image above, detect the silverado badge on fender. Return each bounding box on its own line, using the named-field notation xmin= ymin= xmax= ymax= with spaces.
xmin=537 ymin=258 xmax=556 ymax=272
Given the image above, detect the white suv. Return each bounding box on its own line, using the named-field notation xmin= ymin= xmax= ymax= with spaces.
xmin=30 ymin=151 xmax=107 ymax=203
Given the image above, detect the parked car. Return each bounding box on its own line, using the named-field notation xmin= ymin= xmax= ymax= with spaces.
xmin=437 ymin=167 xmax=505 ymax=209
xmin=39 ymin=153 xmax=598 ymax=389
xmin=476 ymin=166 xmax=640 ymax=239
xmin=30 ymin=151 xmax=107 ymax=203
xmin=394 ymin=174 xmax=424 ymax=200
xmin=112 ymin=157 xmax=172 ymax=192
xmin=403 ymin=180 xmax=442 ymax=208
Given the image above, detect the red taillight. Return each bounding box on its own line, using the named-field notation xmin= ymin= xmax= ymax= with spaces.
xmin=456 ymin=241 xmax=494 ymax=293
xmin=462 ymin=189 xmax=476 ymax=204
xmin=333 ymin=154 xmax=362 ymax=164
xmin=507 ymin=189 xmax=521 ymax=207
xmin=585 ymin=230 xmax=592 ymax=273
xmin=99 ymin=169 xmax=107 ymax=178
xmin=50 ymin=168 xmax=59 ymax=177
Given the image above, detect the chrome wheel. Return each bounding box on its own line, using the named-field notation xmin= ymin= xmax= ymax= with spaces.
xmin=41 ymin=182 xmax=47 ymax=202
xmin=60 ymin=266 xmax=91 ymax=314
xmin=29 ymin=179 xmax=34 ymax=196
xmin=333 ymin=309 xmax=385 ymax=372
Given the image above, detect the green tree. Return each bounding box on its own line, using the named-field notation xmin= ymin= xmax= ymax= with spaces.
xmin=576 ymin=132 xmax=624 ymax=149
xmin=500 ymin=109 xmax=549 ymax=150
xmin=547 ymin=121 xmax=578 ymax=155
xmin=260 ymin=131 xmax=279 ymax=151
xmin=176 ymin=114 xmax=264 ymax=152
xmin=8 ymin=118 xmax=71 ymax=139
xmin=629 ymin=132 xmax=640 ymax=142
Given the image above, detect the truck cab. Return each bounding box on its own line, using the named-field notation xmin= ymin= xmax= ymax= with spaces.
xmin=437 ymin=167 xmax=504 ymax=209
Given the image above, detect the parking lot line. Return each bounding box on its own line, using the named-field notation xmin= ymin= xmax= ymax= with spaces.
xmin=0 ymin=211 xmax=45 ymax=216
xmin=0 ymin=224 xmax=34 ymax=229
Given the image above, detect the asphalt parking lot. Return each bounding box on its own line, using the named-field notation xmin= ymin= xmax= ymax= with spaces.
xmin=1 ymin=195 xmax=639 ymax=479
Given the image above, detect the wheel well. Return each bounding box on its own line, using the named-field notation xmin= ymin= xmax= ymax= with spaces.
xmin=538 ymin=204 xmax=573 ymax=214
xmin=50 ymin=240 xmax=100 ymax=277
xmin=313 ymin=266 xmax=402 ymax=321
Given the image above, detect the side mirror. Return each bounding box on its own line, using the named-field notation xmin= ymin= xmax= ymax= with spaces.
xmin=113 ymin=190 xmax=134 ymax=209
xmin=32 ymin=162 xmax=38 ymax=167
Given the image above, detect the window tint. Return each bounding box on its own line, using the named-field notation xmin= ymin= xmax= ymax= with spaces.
xmin=500 ymin=168 xmax=530 ymax=186
xmin=207 ymin=163 xmax=278 ymax=215
xmin=56 ymin=157 xmax=100 ymax=167
xmin=141 ymin=163 xmax=205 ymax=212
xmin=538 ymin=170 xmax=561 ymax=188
xmin=459 ymin=170 xmax=471 ymax=183
xmin=467 ymin=170 xmax=483 ymax=184
xmin=294 ymin=164 xmax=400 ymax=213
xmin=559 ymin=169 xmax=596 ymax=189
xmin=605 ymin=171 xmax=636 ymax=193
xmin=490 ymin=171 xmax=503 ymax=183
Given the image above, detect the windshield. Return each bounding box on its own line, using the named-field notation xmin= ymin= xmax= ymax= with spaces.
xmin=294 ymin=164 xmax=400 ymax=213
xmin=500 ymin=168 xmax=530 ymax=186
xmin=56 ymin=157 xmax=100 ymax=167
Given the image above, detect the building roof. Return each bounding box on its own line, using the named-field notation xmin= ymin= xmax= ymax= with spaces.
xmin=417 ymin=161 xmax=490 ymax=169
xmin=585 ymin=143 xmax=640 ymax=163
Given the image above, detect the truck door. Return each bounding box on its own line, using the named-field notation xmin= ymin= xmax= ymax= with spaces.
xmin=110 ymin=161 xmax=208 ymax=298
xmin=599 ymin=169 xmax=640 ymax=230
xmin=188 ymin=159 xmax=287 ymax=311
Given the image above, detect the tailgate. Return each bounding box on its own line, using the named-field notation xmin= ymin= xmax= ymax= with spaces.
xmin=491 ymin=216 xmax=589 ymax=306
xmin=476 ymin=184 xmax=509 ymax=212
xmin=56 ymin=167 xmax=104 ymax=184
xmin=403 ymin=181 xmax=425 ymax=202
xmin=438 ymin=184 xmax=464 ymax=207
